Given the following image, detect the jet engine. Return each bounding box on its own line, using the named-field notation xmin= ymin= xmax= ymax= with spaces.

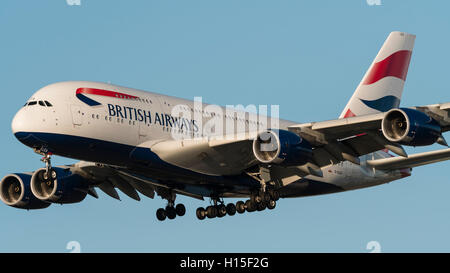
xmin=381 ymin=108 xmax=441 ymax=146
xmin=30 ymin=167 xmax=89 ymax=204
xmin=252 ymin=129 xmax=312 ymax=166
xmin=0 ymin=173 xmax=51 ymax=209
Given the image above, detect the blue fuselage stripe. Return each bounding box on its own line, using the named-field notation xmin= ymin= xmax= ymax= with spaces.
xmin=14 ymin=131 xmax=343 ymax=197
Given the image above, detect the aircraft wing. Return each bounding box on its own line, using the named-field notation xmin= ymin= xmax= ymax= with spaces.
xmin=366 ymin=148 xmax=450 ymax=170
xmin=288 ymin=113 xmax=398 ymax=167
xmin=71 ymin=161 xmax=204 ymax=201
xmin=288 ymin=103 xmax=450 ymax=168
xmin=131 ymin=103 xmax=450 ymax=176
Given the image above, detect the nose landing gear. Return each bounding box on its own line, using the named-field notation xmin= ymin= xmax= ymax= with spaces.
xmin=36 ymin=150 xmax=57 ymax=182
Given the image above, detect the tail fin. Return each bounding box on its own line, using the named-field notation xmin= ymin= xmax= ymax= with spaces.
xmin=339 ymin=31 xmax=416 ymax=118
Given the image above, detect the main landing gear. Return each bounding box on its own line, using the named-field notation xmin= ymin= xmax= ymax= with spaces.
xmin=195 ymin=198 xmax=237 ymax=220
xmin=195 ymin=190 xmax=280 ymax=220
xmin=156 ymin=203 xmax=186 ymax=221
xmin=155 ymin=192 xmax=186 ymax=221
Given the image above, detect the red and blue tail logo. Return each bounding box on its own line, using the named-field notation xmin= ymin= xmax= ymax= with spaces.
xmin=76 ymin=88 xmax=139 ymax=106
xmin=340 ymin=32 xmax=415 ymax=119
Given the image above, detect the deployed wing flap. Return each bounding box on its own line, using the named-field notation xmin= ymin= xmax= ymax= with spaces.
xmin=366 ymin=148 xmax=450 ymax=170
xmin=118 ymin=173 xmax=155 ymax=199
xmin=107 ymin=176 xmax=141 ymax=201
xmin=72 ymin=161 xmax=157 ymax=201
xmin=97 ymin=181 xmax=121 ymax=200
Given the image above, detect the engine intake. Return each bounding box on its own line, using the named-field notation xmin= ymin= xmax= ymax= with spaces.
xmin=31 ymin=167 xmax=89 ymax=204
xmin=0 ymin=173 xmax=51 ymax=210
xmin=253 ymin=129 xmax=312 ymax=166
xmin=381 ymin=108 xmax=441 ymax=146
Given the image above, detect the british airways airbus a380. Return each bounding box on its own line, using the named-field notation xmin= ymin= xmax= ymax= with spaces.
xmin=2 ymin=31 xmax=450 ymax=221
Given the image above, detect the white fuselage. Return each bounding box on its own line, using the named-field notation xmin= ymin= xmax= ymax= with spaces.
xmin=11 ymin=81 xmax=411 ymax=198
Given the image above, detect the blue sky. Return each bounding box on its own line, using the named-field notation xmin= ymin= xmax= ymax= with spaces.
xmin=1 ymin=0 xmax=450 ymax=252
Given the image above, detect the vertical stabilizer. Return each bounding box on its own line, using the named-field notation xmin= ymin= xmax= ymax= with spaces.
xmin=339 ymin=31 xmax=415 ymax=118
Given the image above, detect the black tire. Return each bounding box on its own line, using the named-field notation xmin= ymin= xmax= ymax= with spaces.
xmin=257 ymin=202 xmax=266 ymax=211
xmin=156 ymin=208 xmax=166 ymax=221
xmin=217 ymin=205 xmax=227 ymax=218
xmin=166 ymin=206 xmax=177 ymax=220
xmin=245 ymin=200 xmax=256 ymax=212
xmin=226 ymin=203 xmax=236 ymax=216
xmin=196 ymin=207 xmax=206 ymax=220
xmin=263 ymin=192 xmax=271 ymax=203
xmin=175 ymin=204 xmax=186 ymax=217
xmin=267 ymin=200 xmax=276 ymax=210
xmin=270 ymin=191 xmax=280 ymax=201
xmin=236 ymin=201 xmax=245 ymax=214
xmin=39 ymin=170 xmax=49 ymax=182
xmin=42 ymin=169 xmax=57 ymax=181
xmin=251 ymin=195 xmax=262 ymax=204
xmin=50 ymin=169 xmax=57 ymax=179
xmin=206 ymin=206 xmax=217 ymax=218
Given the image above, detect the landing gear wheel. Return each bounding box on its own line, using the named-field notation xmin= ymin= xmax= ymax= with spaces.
xmin=263 ymin=192 xmax=271 ymax=203
xmin=257 ymin=202 xmax=266 ymax=211
xmin=217 ymin=204 xmax=227 ymax=218
xmin=270 ymin=191 xmax=280 ymax=201
xmin=156 ymin=208 xmax=166 ymax=221
xmin=166 ymin=206 xmax=177 ymax=220
xmin=245 ymin=200 xmax=256 ymax=212
xmin=206 ymin=206 xmax=217 ymax=218
xmin=196 ymin=207 xmax=206 ymax=220
xmin=251 ymin=195 xmax=262 ymax=204
xmin=236 ymin=201 xmax=245 ymax=214
xmin=39 ymin=169 xmax=54 ymax=182
xmin=267 ymin=200 xmax=276 ymax=210
xmin=175 ymin=204 xmax=186 ymax=216
xmin=226 ymin=203 xmax=236 ymax=216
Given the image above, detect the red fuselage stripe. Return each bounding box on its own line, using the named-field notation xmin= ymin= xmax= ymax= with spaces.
xmin=76 ymin=88 xmax=139 ymax=100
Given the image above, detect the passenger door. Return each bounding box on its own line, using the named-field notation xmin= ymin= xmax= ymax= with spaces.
xmin=70 ymin=105 xmax=83 ymax=126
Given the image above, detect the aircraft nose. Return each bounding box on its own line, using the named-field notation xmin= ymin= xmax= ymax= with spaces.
xmin=11 ymin=109 xmax=29 ymax=139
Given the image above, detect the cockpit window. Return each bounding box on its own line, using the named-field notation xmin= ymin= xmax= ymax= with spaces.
xmin=24 ymin=100 xmax=53 ymax=107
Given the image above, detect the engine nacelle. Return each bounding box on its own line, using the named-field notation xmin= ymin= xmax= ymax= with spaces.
xmin=381 ymin=108 xmax=441 ymax=146
xmin=0 ymin=173 xmax=51 ymax=210
xmin=30 ymin=167 xmax=89 ymax=204
xmin=253 ymin=129 xmax=312 ymax=166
